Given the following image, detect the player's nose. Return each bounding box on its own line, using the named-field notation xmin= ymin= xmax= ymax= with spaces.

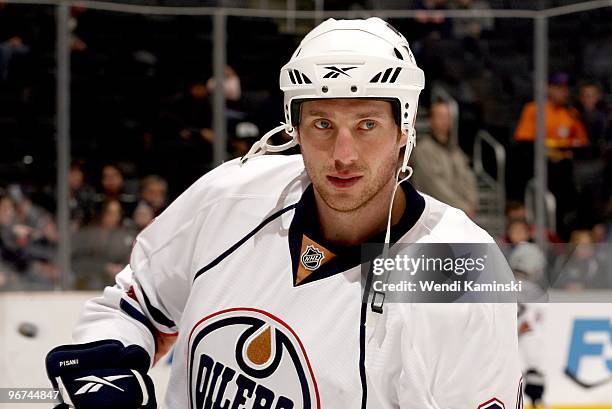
xmin=332 ymin=126 xmax=358 ymax=166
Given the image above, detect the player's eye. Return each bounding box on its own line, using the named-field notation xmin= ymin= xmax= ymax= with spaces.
xmin=313 ymin=119 xmax=332 ymax=130
xmin=358 ymin=120 xmax=377 ymax=130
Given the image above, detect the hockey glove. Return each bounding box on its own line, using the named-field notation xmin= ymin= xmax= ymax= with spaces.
xmin=524 ymin=368 xmax=545 ymax=405
xmin=46 ymin=340 xmax=157 ymax=409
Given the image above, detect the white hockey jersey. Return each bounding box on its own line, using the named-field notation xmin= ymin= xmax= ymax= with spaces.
xmin=72 ymin=155 xmax=522 ymax=409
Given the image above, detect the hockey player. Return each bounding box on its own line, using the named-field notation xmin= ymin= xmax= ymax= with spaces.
xmin=509 ymin=243 xmax=548 ymax=408
xmin=46 ymin=17 xmax=522 ymax=409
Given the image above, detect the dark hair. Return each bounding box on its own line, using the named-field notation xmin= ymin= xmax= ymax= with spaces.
xmin=427 ymin=98 xmax=449 ymax=117
xmin=505 ymin=200 xmax=525 ymax=215
xmin=578 ymin=80 xmax=603 ymax=91
xmin=141 ymin=175 xmax=168 ymax=192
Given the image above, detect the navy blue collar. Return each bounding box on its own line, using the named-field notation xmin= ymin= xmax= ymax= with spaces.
xmin=288 ymin=182 xmax=425 ymax=286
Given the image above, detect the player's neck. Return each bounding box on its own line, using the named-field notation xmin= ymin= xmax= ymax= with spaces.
xmin=314 ymin=180 xmax=406 ymax=247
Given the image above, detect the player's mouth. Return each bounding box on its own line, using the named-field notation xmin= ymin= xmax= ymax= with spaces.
xmin=327 ymin=175 xmax=362 ymax=188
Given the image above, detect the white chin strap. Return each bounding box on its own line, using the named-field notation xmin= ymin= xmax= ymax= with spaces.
xmin=240 ymin=123 xmax=297 ymax=165
xmin=368 ymin=129 xmax=415 ymax=346
xmin=386 ymin=127 xmax=416 ymax=244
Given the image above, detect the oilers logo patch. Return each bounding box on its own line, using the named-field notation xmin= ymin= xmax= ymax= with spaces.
xmin=188 ymin=308 xmax=320 ymax=409
xmin=300 ymin=245 xmax=325 ymax=271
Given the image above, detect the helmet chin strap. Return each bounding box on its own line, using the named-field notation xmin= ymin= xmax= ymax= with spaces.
xmin=386 ymin=127 xmax=416 ymax=244
xmin=240 ymin=123 xmax=297 ymax=165
xmin=384 ymin=165 xmax=413 ymax=245
xmin=368 ymin=128 xmax=415 ymax=346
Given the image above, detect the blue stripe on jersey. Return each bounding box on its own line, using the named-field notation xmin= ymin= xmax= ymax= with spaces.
xmin=138 ymin=284 xmax=177 ymax=330
xmin=119 ymin=298 xmax=157 ymax=341
xmin=193 ymin=204 xmax=298 ymax=282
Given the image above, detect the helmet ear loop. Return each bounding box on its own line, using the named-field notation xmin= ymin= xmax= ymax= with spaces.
xmin=240 ymin=123 xmax=297 ymax=165
xmin=400 ymin=126 xmax=416 ymax=177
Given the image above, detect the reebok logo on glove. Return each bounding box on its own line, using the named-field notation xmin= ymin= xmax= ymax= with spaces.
xmin=74 ymin=374 xmax=133 ymax=395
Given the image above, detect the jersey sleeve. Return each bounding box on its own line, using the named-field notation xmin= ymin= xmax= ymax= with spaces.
xmin=398 ymin=303 xmax=522 ymax=409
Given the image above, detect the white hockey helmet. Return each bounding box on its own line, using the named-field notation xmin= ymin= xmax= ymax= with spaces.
xmin=508 ymin=243 xmax=547 ymax=282
xmin=242 ymin=17 xmax=425 ymax=172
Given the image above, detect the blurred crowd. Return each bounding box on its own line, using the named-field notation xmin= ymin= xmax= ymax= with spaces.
xmin=0 ymin=166 xmax=170 ymax=289
xmin=0 ymin=1 xmax=611 ymax=290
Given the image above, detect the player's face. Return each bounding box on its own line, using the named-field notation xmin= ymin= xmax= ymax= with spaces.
xmin=298 ymin=99 xmax=404 ymax=212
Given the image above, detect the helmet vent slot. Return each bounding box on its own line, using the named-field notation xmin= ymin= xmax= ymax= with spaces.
xmin=394 ymin=48 xmax=404 ymax=60
xmin=389 ymin=67 xmax=402 ymax=83
xmin=370 ymin=67 xmax=402 ymax=83
xmin=288 ymin=69 xmax=311 ymax=85
xmin=381 ymin=68 xmax=393 ymax=82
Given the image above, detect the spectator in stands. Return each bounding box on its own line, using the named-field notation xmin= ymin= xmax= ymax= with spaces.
xmin=413 ymin=0 xmax=452 ymax=41
xmin=69 ymin=6 xmax=88 ymax=53
xmin=577 ymin=80 xmax=609 ymax=152
xmin=206 ymin=65 xmax=241 ymax=103
xmin=0 ymin=186 xmax=58 ymax=287
xmin=0 ymin=2 xmax=31 ymax=81
xmin=411 ymin=99 xmax=478 ymax=216
xmin=514 ymin=73 xmax=589 ymax=240
xmin=130 ymin=202 xmax=154 ymax=234
xmin=0 ymin=34 xmax=29 ymax=81
xmin=156 ymin=78 xmax=215 ymax=190
xmin=515 ymin=73 xmax=589 ymax=152
xmin=69 ymin=160 xmax=96 ymax=230
xmin=230 ymin=121 xmax=259 ymax=159
xmin=139 ymin=175 xmax=167 ymax=216
xmin=451 ymin=0 xmax=493 ymax=41
xmin=504 ymin=201 xmax=560 ymax=243
xmin=552 ymin=229 xmax=607 ymax=290
xmin=574 ymin=81 xmax=611 ymax=222
xmin=0 ymin=192 xmax=14 ymax=288
xmin=10 ymin=185 xmax=57 ymax=265
xmin=177 ymin=79 xmax=215 ymax=144
xmin=72 ymin=199 xmax=134 ymax=290
xmin=504 ymin=218 xmax=532 ymax=247
xmin=97 ymin=163 xmax=137 ymax=214
xmin=0 ymin=193 xmax=21 ymax=271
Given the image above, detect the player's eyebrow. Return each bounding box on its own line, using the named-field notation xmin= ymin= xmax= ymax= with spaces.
xmin=353 ymin=111 xmax=386 ymax=119
xmin=303 ymin=110 xmax=329 ymax=118
xmin=303 ymin=110 xmax=386 ymax=119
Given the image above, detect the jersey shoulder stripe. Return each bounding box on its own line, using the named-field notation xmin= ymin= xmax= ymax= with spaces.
xmin=193 ymin=203 xmax=298 ymax=282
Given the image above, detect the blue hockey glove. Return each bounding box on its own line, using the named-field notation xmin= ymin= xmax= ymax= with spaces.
xmin=46 ymin=340 xmax=157 ymax=409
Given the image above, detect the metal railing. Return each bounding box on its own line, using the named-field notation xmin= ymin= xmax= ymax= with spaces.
xmin=474 ymin=130 xmax=506 ymax=190
xmin=473 ymin=130 xmax=507 ymax=236
xmin=525 ymin=178 xmax=557 ymax=234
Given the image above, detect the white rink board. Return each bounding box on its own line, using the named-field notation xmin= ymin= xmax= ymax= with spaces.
xmin=540 ymin=299 xmax=612 ymax=405
xmin=0 ymin=291 xmax=611 ymax=408
xmin=0 ymin=292 xmax=172 ymax=409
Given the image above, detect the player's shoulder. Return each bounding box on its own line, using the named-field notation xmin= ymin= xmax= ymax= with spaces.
xmin=140 ymin=155 xmax=306 ymax=241
xmin=167 ymin=154 xmax=306 ymax=211
xmin=193 ymin=154 xmax=306 ymax=195
xmin=416 ymin=193 xmax=494 ymax=244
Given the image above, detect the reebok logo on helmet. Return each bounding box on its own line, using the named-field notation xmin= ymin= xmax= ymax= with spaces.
xmin=323 ymin=66 xmax=358 ymax=78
